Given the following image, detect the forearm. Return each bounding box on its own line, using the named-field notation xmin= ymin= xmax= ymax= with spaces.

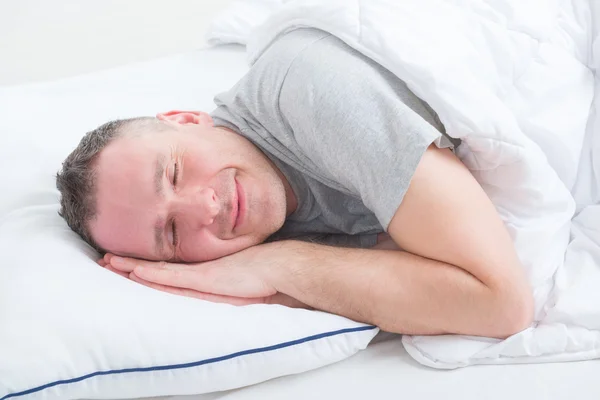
xmin=263 ymin=240 xmax=511 ymax=338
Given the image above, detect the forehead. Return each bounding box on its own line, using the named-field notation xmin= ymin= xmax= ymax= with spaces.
xmin=104 ymin=133 xmax=163 ymax=157
xmin=94 ymin=136 xmax=161 ymax=192
xmin=89 ymin=135 xmax=165 ymax=259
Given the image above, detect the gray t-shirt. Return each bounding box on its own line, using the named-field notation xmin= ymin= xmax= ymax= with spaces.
xmin=211 ymin=28 xmax=454 ymax=248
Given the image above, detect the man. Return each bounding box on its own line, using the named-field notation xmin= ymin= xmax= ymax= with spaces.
xmin=56 ymin=29 xmax=533 ymax=338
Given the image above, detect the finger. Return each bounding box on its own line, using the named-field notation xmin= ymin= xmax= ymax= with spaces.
xmin=129 ymin=272 xmax=196 ymax=297
xmin=107 ymin=255 xmax=150 ymax=273
xmin=97 ymin=257 xmax=128 ymax=279
xmin=132 ymin=265 xmax=207 ymax=291
xmin=132 ymin=264 xmax=245 ymax=296
xmin=104 ymin=264 xmax=130 ymax=279
xmin=129 ymin=272 xmax=265 ymax=306
xmin=107 ymin=255 xmax=190 ymax=274
xmin=133 ymin=264 xmax=275 ymax=298
xmin=129 ymin=272 xmax=249 ymax=304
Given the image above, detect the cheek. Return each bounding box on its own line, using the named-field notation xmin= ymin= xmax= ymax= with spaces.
xmin=183 ymin=159 xmax=210 ymax=183
xmin=180 ymin=229 xmax=260 ymax=262
xmin=183 ymin=147 xmax=224 ymax=179
xmin=179 ymin=229 xmax=214 ymax=262
xmin=180 ymin=230 xmax=236 ymax=262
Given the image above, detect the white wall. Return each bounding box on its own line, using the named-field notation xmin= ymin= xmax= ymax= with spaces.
xmin=0 ymin=0 xmax=234 ymax=86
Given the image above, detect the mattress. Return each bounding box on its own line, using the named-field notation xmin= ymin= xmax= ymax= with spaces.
xmin=145 ymin=332 xmax=600 ymax=400
xmin=2 ymin=42 xmax=598 ymax=400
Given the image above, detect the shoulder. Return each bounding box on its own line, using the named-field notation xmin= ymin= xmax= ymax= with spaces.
xmin=281 ymin=31 xmax=392 ymax=92
xmin=251 ymin=28 xmax=333 ymax=79
xmin=256 ymin=28 xmax=390 ymax=99
xmin=280 ymin=34 xmax=446 ymax=134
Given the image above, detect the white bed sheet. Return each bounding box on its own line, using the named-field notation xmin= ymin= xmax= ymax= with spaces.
xmin=143 ymin=332 xmax=600 ymax=400
xmin=3 ymin=42 xmax=598 ymax=400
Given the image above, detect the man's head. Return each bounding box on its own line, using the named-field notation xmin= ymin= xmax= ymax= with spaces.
xmin=56 ymin=110 xmax=296 ymax=262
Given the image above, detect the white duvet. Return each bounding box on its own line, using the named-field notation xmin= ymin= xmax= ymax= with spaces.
xmin=214 ymin=0 xmax=599 ymax=368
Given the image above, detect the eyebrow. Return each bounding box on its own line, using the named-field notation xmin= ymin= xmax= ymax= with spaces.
xmin=153 ymin=154 xmax=167 ymax=258
xmin=154 ymin=154 xmax=166 ymax=198
xmin=154 ymin=217 xmax=166 ymax=259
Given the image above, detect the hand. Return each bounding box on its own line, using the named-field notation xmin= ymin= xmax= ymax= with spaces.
xmin=98 ymin=246 xmax=308 ymax=308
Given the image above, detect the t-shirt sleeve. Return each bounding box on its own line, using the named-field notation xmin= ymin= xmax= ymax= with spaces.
xmin=278 ymin=34 xmax=446 ymax=230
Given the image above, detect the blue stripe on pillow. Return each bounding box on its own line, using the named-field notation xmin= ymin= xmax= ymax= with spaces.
xmin=2 ymin=325 xmax=376 ymax=400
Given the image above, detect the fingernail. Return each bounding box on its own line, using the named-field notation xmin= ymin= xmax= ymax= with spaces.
xmin=111 ymin=256 xmax=124 ymax=266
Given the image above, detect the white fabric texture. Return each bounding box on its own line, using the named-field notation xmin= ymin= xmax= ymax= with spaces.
xmin=0 ymin=47 xmax=378 ymax=399
xmin=208 ymin=0 xmax=599 ymax=368
xmin=130 ymin=333 xmax=600 ymax=400
xmin=205 ymin=0 xmax=285 ymax=45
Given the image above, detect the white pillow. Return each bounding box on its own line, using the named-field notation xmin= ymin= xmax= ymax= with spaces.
xmin=0 ymin=48 xmax=378 ymax=399
xmin=205 ymin=0 xmax=285 ymax=45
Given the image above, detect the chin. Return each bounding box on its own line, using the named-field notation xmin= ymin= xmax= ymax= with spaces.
xmin=255 ymin=218 xmax=284 ymax=242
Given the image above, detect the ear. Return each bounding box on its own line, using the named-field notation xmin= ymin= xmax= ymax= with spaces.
xmin=156 ymin=110 xmax=213 ymax=126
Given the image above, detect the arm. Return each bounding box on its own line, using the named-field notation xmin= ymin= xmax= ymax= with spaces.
xmin=254 ymin=238 xmax=515 ymax=338
xmin=263 ymin=146 xmax=533 ymax=339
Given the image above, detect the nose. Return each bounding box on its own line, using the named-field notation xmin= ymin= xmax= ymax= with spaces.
xmin=175 ymin=187 xmax=220 ymax=227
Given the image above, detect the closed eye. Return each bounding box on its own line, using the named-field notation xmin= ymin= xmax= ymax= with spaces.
xmin=169 ymin=157 xmax=181 ymax=253
xmin=173 ymin=162 xmax=179 ymax=186
xmin=171 ymin=219 xmax=179 ymax=247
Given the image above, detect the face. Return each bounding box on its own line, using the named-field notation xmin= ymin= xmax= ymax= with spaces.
xmin=90 ymin=111 xmax=296 ymax=262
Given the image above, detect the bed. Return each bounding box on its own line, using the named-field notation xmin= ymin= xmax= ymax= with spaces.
xmin=0 ymin=42 xmax=597 ymax=400
xmin=143 ymin=333 xmax=600 ymax=400
xmin=1 ymin=1 xmax=599 ymax=398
